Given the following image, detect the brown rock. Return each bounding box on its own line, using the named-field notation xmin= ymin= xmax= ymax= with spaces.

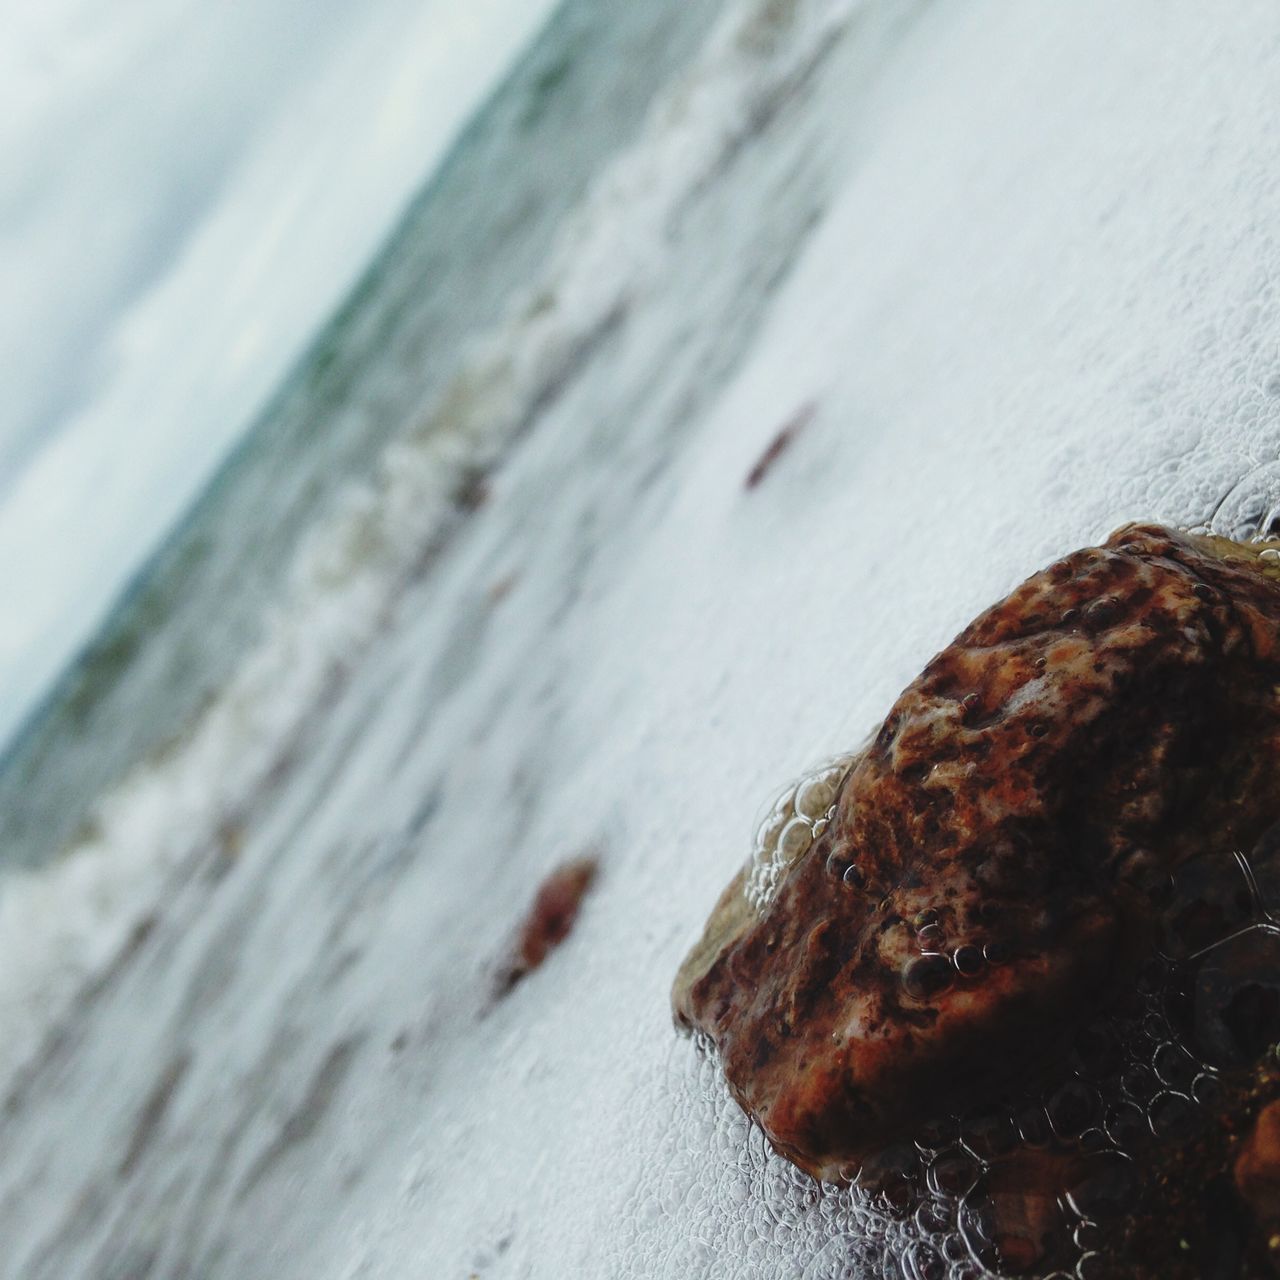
xmin=1237 ymin=1099 xmax=1280 ymax=1228
xmin=496 ymin=856 xmax=598 ymax=997
xmin=673 ymin=524 xmax=1280 ymax=1181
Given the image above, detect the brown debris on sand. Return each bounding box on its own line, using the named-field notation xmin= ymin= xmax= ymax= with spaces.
xmin=743 ymin=401 xmax=815 ymax=490
xmin=495 ymin=856 xmax=599 ymax=997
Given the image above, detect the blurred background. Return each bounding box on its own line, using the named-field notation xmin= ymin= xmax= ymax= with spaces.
xmin=0 ymin=0 xmax=567 ymax=848
xmin=4 ymin=1 xmax=1280 ymax=1276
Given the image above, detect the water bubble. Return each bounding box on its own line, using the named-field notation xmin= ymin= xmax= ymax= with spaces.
xmin=956 ymin=1190 xmax=996 ymax=1265
xmin=1075 ymin=1251 xmax=1111 ymax=1280
xmin=778 ymin=817 xmax=813 ymax=860
xmin=915 ymin=1201 xmax=950 ymax=1236
xmin=1046 ymin=1079 xmax=1102 ymax=1139
xmin=1245 ymin=821 xmax=1280 ymax=916
xmin=960 ymin=1110 xmax=1018 ymax=1161
xmin=1147 ymin=1091 xmax=1199 ymax=1141
xmin=914 ymin=1115 xmax=959 ymax=1155
xmin=1015 ymin=1106 xmax=1052 ymax=1147
xmin=1141 ymin=1011 xmax=1169 ymax=1041
xmin=982 ymin=941 xmax=1011 ymax=966
xmin=902 ymin=955 xmax=955 ymax=1001
xmin=1062 ymin=1152 xmax=1135 ymax=1221
xmin=1208 ymin=460 xmax=1280 ymax=540
xmin=952 ymin=946 xmax=984 ymax=977
xmin=795 ymin=770 xmax=843 ymax=821
xmin=1103 ymin=1101 xmax=1147 ymax=1152
xmin=926 ymin=1149 xmax=981 ymax=1199
xmin=876 ymin=1179 xmax=915 ymax=1217
xmin=1080 ymin=1127 xmax=1110 ymax=1156
xmin=1182 ymin=925 xmax=1280 ymax=1066
xmin=860 ymin=1142 xmax=920 ymax=1215
xmin=904 ymin=1241 xmax=946 ymax=1280
xmin=756 ymin=808 xmax=790 ymax=851
xmin=1151 ymin=1042 xmax=1198 ymax=1092
xmin=1082 ymin=596 xmax=1120 ymax=629
xmin=1119 ymin=1063 xmax=1157 ymax=1104
xmin=1073 ymin=1221 xmax=1106 ymax=1252
xmin=803 ymin=1238 xmax=864 ymax=1280
xmin=1190 ymin=1072 xmax=1222 ymax=1106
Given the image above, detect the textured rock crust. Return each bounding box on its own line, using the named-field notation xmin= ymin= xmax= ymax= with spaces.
xmin=674 ymin=524 xmax=1280 ymax=1181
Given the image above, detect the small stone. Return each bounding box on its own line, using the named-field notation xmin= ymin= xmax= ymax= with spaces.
xmin=1235 ymin=1100 xmax=1280 ymax=1226
xmin=961 ymin=1151 xmax=1078 ymax=1276
xmin=495 ymin=856 xmax=598 ymax=996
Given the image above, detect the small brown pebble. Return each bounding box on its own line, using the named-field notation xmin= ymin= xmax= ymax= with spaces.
xmin=969 ymin=1149 xmax=1082 ymax=1275
xmin=743 ymin=401 xmax=816 ymax=490
xmin=495 ymin=856 xmax=599 ymax=997
xmin=487 ymin=571 xmax=520 ymax=604
xmin=1236 ymin=1099 xmax=1280 ymax=1224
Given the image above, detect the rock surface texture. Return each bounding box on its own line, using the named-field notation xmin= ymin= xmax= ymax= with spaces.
xmin=674 ymin=524 xmax=1280 ymax=1182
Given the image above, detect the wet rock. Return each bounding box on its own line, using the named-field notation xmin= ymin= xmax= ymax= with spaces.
xmin=1235 ymin=1100 xmax=1280 ymax=1246
xmin=673 ymin=525 xmax=1280 ymax=1180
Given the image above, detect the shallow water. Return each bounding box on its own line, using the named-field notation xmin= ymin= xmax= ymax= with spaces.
xmin=0 ymin=0 xmax=725 ymax=873
xmin=5 ymin=0 xmax=1280 ymax=1275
